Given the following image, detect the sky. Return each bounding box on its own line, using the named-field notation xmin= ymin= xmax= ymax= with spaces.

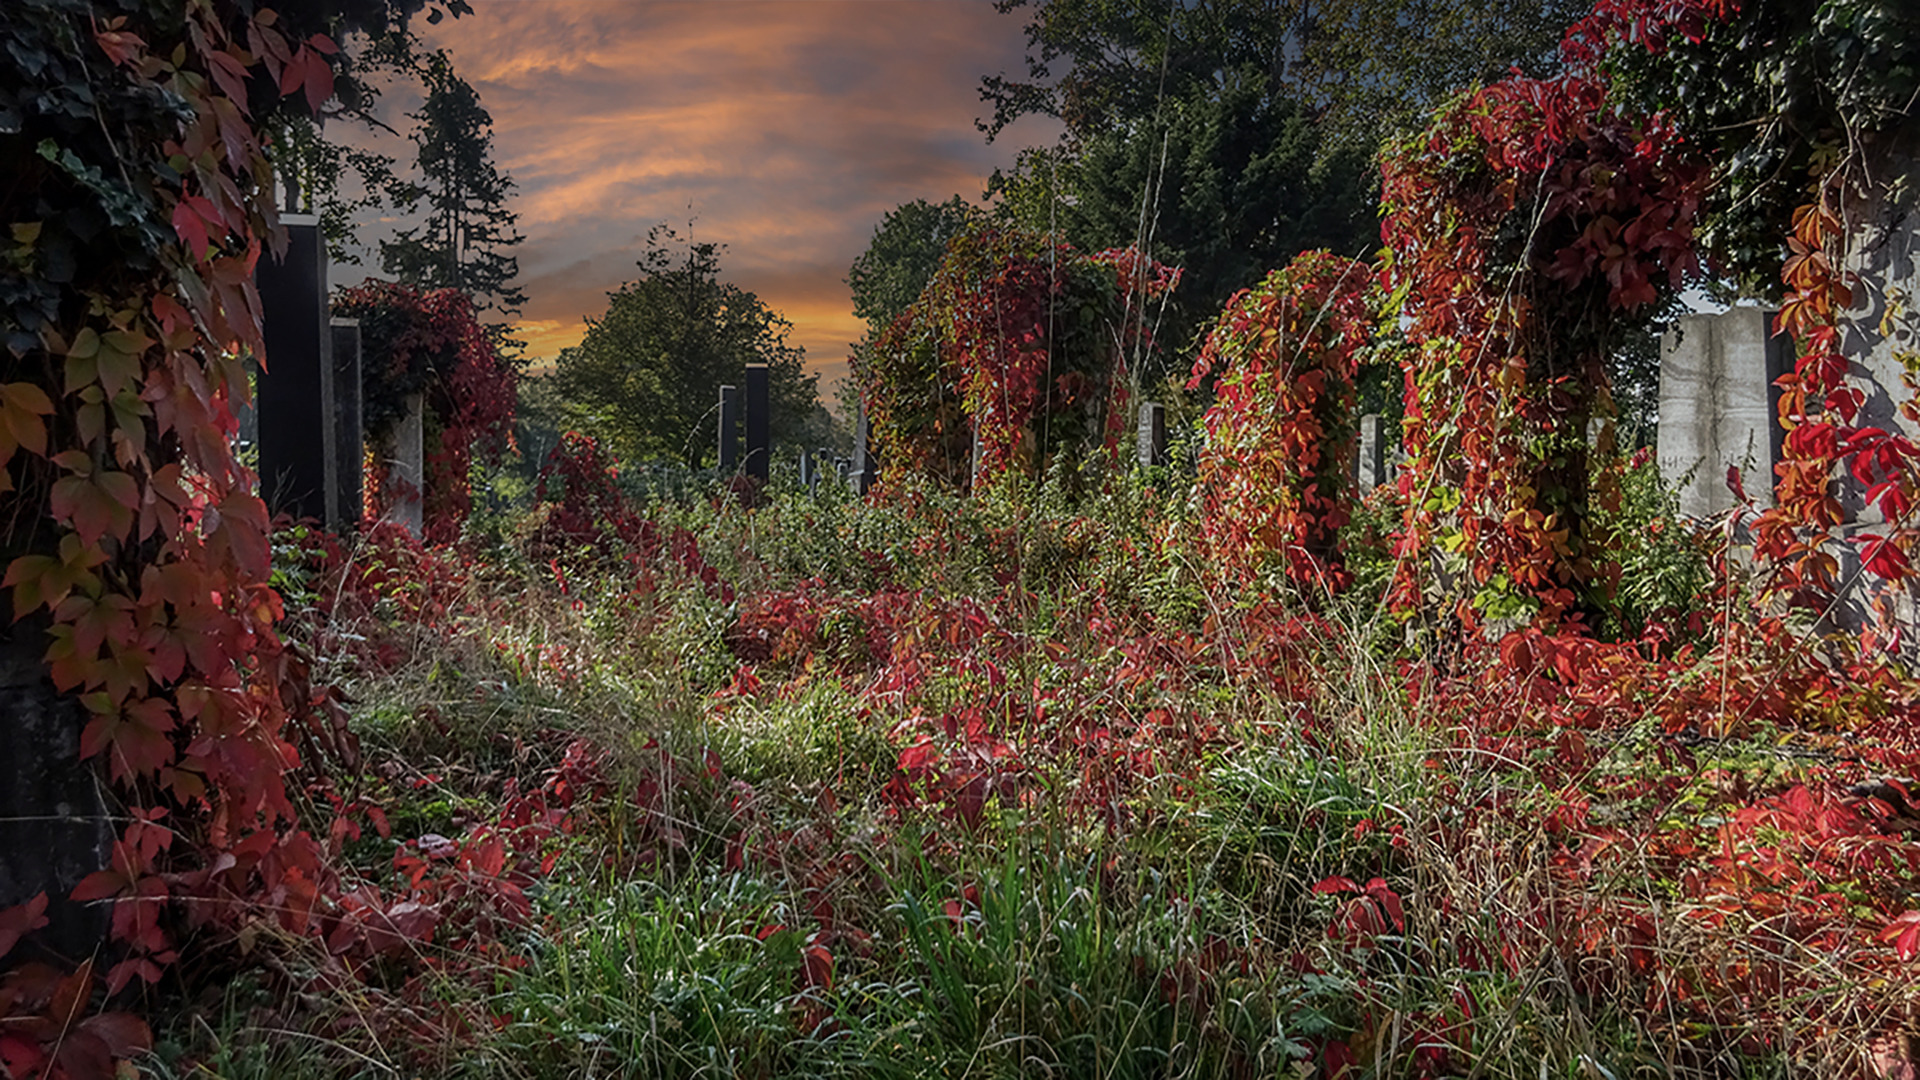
xmin=351 ymin=0 xmax=1061 ymax=398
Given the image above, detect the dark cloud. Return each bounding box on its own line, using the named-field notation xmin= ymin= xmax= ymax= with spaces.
xmin=391 ymin=0 xmax=1060 ymax=392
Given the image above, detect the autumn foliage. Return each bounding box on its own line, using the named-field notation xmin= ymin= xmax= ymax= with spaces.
xmin=1189 ymin=251 xmax=1378 ymax=591
xmin=1378 ymin=1 xmax=1716 ymax=629
xmin=7 ymin=0 xmax=1920 ymax=1075
xmin=332 ymin=281 xmax=517 ymax=543
xmin=857 ymin=225 xmax=1177 ymax=488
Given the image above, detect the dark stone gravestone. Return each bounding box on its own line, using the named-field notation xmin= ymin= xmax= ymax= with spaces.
xmin=0 ymin=612 xmax=112 ymax=962
xmin=744 ymin=363 xmax=770 ymax=483
xmin=330 ymin=317 xmax=362 ymax=530
xmin=852 ymin=402 xmax=877 ymax=496
xmin=255 ymin=213 xmax=334 ymax=523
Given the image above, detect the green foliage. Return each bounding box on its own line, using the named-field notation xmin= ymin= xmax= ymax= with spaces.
xmin=550 ymin=226 xmax=822 ymax=467
xmin=846 ymin=196 xmax=983 ymax=337
xmin=1606 ymin=0 xmax=1920 ymax=296
xmin=990 ymin=80 xmax=1379 ymax=377
xmin=980 ymin=0 xmax=1584 ymax=149
xmin=1591 ymin=451 xmax=1716 ymax=640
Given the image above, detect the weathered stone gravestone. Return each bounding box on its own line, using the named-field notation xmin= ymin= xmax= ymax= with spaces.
xmin=378 ymin=394 xmax=425 ymax=536
xmin=1355 ymin=413 xmax=1388 ymax=495
xmin=1829 ymin=119 xmax=1920 ymax=632
xmin=1653 ymin=120 xmax=1920 ymax=642
xmin=1657 ymin=307 xmax=1791 ymax=520
xmin=1137 ymin=401 xmax=1167 ymax=468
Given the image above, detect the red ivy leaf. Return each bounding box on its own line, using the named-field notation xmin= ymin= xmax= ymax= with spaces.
xmin=0 ymin=893 xmax=50 ymax=960
xmin=1881 ymin=910 xmax=1920 ymax=961
xmin=94 ymin=27 xmax=145 ymax=66
xmin=171 ymin=196 xmax=219 ymax=262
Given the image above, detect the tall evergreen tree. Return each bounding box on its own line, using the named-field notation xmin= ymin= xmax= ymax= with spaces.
xmin=380 ymin=49 xmax=526 ymax=315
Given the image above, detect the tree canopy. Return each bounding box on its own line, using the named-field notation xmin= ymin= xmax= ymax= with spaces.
xmin=989 ymin=77 xmax=1378 ymax=374
xmin=552 ymin=227 xmax=822 ymax=467
xmin=979 ymin=0 xmax=1587 ymax=149
xmin=847 ymin=196 xmax=985 ymax=337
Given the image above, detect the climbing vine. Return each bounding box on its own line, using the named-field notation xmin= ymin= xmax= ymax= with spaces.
xmin=857 ymin=225 xmax=1177 ymax=489
xmin=332 ymin=280 xmax=517 ymax=542
xmin=0 ymin=1 xmax=453 ymax=1069
xmin=1378 ymin=0 xmax=1717 ymax=629
xmin=1188 ymin=251 xmax=1378 ymax=592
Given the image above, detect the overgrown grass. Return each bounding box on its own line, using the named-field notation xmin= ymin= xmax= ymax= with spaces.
xmin=150 ymin=463 xmax=1920 ymax=1079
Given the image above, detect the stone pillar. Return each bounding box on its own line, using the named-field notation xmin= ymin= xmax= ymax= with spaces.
xmin=329 ymin=318 xmax=362 ymax=531
xmin=383 ymin=393 xmax=424 ymax=536
xmin=1136 ymin=401 xmax=1167 ymax=468
xmin=718 ymin=384 xmax=740 ymax=471
xmin=743 ymin=362 xmax=770 ymax=483
xmin=255 ymin=213 xmax=333 ymax=522
xmin=1356 ymin=413 xmax=1386 ymax=495
xmin=1657 ymin=307 xmax=1790 ymax=520
xmin=0 ymin=614 xmax=111 ymax=963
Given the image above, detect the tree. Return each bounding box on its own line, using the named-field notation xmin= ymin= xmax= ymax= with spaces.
xmin=259 ymin=9 xmax=458 ymax=265
xmin=380 ymin=48 xmax=526 ymax=315
xmin=847 ymin=196 xmax=984 ymax=336
xmin=989 ymin=76 xmax=1377 ymax=376
xmin=552 ymin=227 xmax=821 ymax=467
xmin=979 ymin=0 xmax=1586 ymax=150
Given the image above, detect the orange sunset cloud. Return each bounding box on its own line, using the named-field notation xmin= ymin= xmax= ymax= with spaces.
xmin=342 ymin=0 xmax=1061 ymax=402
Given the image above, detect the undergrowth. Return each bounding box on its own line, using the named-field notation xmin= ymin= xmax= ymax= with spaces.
xmin=141 ymin=459 xmax=1920 ymax=1080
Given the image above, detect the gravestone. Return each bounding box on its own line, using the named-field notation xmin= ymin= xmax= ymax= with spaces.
xmin=718 ymin=385 xmax=740 ymax=471
xmin=1137 ymin=401 xmax=1167 ymax=468
xmin=255 ymin=213 xmax=335 ymax=522
xmin=330 ymin=318 xmax=363 ymax=530
xmin=1657 ymin=307 xmax=1790 ymax=519
xmin=744 ymin=363 xmax=770 ymax=483
xmin=1827 ymin=119 xmax=1920 ymax=634
xmin=1355 ymin=413 xmax=1387 ymax=495
xmin=380 ymin=394 xmax=424 ymax=536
